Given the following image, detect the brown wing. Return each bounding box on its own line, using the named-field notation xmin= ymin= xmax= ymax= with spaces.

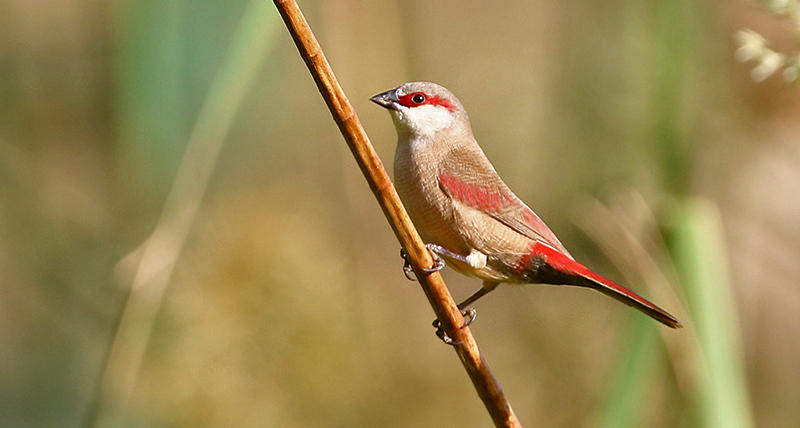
xmin=437 ymin=145 xmax=571 ymax=257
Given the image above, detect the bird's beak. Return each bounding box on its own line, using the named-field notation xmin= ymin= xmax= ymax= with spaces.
xmin=370 ymin=88 xmax=401 ymax=111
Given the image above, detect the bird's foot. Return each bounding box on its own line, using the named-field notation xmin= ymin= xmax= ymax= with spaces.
xmin=400 ymin=249 xmax=417 ymax=281
xmin=435 ymin=326 xmax=463 ymax=345
xmin=460 ymin=307 xmax=478 ymax=326
xmin=421 ymin=243 xmax=447 ymax=273
xmin=399 ymin=244 xmax=446 ymax=281
xmin=432 ymin=308 xmax=477 ymax=345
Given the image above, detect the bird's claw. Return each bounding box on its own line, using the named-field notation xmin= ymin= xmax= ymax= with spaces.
xmin=400 ymin=249 xmax=417 ymax=281
xmin=460 ymin=308 xmax=477 ymax=327
xmin=420 ymin=243 xmax=446 ymax=274
xmin=432 ymin=308 xmax=477 ymax=345
xmin=435 ymin=326 xmax=463 ymax=345
xmin=399 ymin=244 xmax=446 ymax=281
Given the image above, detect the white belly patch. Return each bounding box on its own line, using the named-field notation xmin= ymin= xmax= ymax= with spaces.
xmin=466 ymin=250 xmax=488 ymax=269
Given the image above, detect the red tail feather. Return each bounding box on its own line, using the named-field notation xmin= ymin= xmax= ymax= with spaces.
xmin=520 ymin=243 xmax=682 ymax=329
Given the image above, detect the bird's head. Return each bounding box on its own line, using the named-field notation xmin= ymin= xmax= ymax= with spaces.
xmin=370 ymin=81 xmax=469 ymax=139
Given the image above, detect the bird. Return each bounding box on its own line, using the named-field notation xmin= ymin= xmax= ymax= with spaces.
xmin=370 ymin=81 xmax=681 ymax=330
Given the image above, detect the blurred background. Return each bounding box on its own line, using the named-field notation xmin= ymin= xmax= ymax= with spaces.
xmin=2 ymin=0 xmax=800 ymax=427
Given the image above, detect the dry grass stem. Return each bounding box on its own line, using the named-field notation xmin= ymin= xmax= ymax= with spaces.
xmin=273 ymin=0 xmax=521 ymax=426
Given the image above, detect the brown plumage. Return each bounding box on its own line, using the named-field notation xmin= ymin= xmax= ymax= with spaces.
xmin=372 ymin=81 xmax=681 ymax=328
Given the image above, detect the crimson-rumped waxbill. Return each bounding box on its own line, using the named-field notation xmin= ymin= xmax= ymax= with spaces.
xmin=371 ymin=81 xmax=681 ymax=329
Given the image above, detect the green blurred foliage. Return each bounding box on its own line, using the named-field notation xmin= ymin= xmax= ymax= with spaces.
xmin=1 ymin=0 xmax=800 ymax=427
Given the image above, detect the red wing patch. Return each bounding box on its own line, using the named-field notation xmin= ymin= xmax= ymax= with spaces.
xmin=438 ymin=170 xmax=567 ymax=251
xmin=438 ymin=171 xmax=512 ymax=213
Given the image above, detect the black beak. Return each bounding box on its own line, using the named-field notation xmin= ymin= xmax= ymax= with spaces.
xmin=370 ymin=88 xmax=400 ymax=111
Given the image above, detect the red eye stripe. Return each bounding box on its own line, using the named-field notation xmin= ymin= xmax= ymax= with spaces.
xmin=397 ymin=93 xmax=457 ymax=112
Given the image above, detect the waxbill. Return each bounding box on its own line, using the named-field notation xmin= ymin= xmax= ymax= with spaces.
xmin=371 ymin=81 xmax=681 ymax=329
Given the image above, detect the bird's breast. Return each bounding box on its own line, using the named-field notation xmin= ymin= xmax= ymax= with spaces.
xmin=394 ymin=140 xmax=466 ymax=254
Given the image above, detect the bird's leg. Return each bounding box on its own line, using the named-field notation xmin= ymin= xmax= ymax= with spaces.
xmin=426 ymin=245 xmax=493 ymax=325
xmin=457 ymin=281 xmax=499 ymax=310
xmin=432 ymin=281 xmax=499 ymax=345
xmin=453 ymin=281 xmax=499 ymax=327
xmin=399 ymin=245 xmax=494 ymax=345
xmin=399 ymin=243 xmax=449 ymax=281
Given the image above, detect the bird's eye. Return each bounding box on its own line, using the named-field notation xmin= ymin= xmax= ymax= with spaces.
xmin=411 ymin=93 xmax=426 ymax=104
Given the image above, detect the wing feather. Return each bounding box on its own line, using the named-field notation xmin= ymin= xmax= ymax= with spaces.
xmin=437 ymin=146 xmax=571 ymax=257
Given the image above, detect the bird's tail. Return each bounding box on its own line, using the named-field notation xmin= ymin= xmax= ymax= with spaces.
xmin=526 ymin=243 xmax=682 ymax=329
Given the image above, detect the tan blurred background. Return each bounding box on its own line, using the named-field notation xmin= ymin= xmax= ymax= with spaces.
xmin=2 ymin=0 xmax=800 ymax=427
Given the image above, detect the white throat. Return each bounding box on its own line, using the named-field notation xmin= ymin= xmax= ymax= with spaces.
xmin=391 ymin=104 xmax=454 ymax=138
